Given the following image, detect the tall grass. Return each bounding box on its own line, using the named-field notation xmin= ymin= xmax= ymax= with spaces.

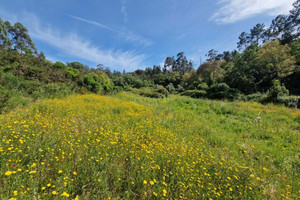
xmin=0 ymin=93 xmax=299 ymax=199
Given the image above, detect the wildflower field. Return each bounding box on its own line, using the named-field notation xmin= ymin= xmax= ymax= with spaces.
xmin=0 ymin=93 xmax=299 ymax=199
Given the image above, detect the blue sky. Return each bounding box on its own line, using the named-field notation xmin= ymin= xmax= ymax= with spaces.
xmin=0 ymin=0 xmax=295 ymax=71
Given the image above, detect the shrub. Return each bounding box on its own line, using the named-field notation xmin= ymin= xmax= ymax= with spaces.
xmin=53 ymin=61 xmax=66 ymax=69
xmin=155 ymin=87 xmax=169 ymax=97
xmin=0 ymin=86 xmax=10 ymax=113
xmin=139 ymin=91 xmax=165 ymax=98
xmin=207 ymin=83 xmax=241 ymax=100
xmin=197 ymin=82 xmax=209 ymax=91
xmin=266 ymin=80 xmax=289 ymax=103
xmin=67 ymin=67 xmax=79 ymax=79
xmin=166 ymin=83 xmax=176 ymax=93
xmin=278 ymin=96 xmax=300 ymax=108
xmin=181 ymin=90 xmax=207 ymax=98
xmin=246 ymin=93 xmax=267 ymax=102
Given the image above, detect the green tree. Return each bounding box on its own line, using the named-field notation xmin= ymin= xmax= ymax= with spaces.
xmin=257 ymin=40 xmax=297 ymax=82
xmin=224 ymin=44 xmax=261 ymax=94
xmin=250 ymin=23 xmax=265 ymax=44
xmin=8 ymin=22 xmax=37 ymax=54
xmin=0 ymin=18 xmax=11 ymax=49
xmin=197 ymin=60 xmax=225 ymax=85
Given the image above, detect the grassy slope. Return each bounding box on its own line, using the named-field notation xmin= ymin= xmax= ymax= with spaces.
xmin=0 ymin=93 xmax=299 ymax=199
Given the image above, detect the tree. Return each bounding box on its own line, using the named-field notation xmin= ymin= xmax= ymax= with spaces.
xmin=224 ymin=44 xmax=261 ymax=94
xmin=206 ymin=49 xmax=218 ymax=61
xmin=257 ymin=40 xmax=297 ymax=81
xmin=0 ymin=18 xmax=11 ymax=49
xmin=197 ymin=60 xmax=225 ymax=85
xmin=289 ymin=0 xmax=300 ymax=38
xmin=8 ymin=22 xmax=37 ymax=54
xmin=163 ymin=56 xmax=174 ymax=72
xmin=265 ymin=15 xmax=290 ymax=42
xmin=237 ymin=32 xmax=250 ymax=51
xmin=250 ymin=23 xmax=265 ymax=45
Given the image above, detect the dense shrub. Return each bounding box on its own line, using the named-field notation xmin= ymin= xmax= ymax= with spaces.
xmin=139 ymin=91 xmax=165 ymax=98
xmin=266 ymin=80 xmax=289 ymax=103
xmin=166 ymin=83 xmax=176 ymax=93
xmin=278 ymin=96 xmax=300 ymax=108
xmin=207 ymin=83 xmax=242 ymax=100
xmin=0 ymin=86 xmax=10 ymax=113
xmin=181 ymin=90 xmax=207 ymax=98
xmin=155 ymin=87 xmax=169 ymax=97
xmin=53 ymin=61 xmax=66 ymax=69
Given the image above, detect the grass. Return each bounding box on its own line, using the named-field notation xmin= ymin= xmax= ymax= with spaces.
xmin=0 ymin=92 xmax=299 ymax=199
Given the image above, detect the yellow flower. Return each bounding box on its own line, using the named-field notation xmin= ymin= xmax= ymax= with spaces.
xmin=150 ymin=181 xmax=154 ymax=185
xmin=31 ymin=163 xmax=36 ymax=167
xmin=250 ymin=174 xmax=255 ymax=177
xmin=73 ymin=172 xmax=77 ymax=175
xmin=58 ymin=170 xmax=63 ymax=174
xmin=29 ymin=170 xmax=37 ymax=174
xmin=47 ymin=183 xmax=51 ymax=187
xmin=143 ymin=180 xmax=147 ymax=184
xmin=5 ymin=171 xmax=12 ymax=176
xmin=153 ymin=192 xmax=158 ymax=196
xmin=41 ymin=187 xmax=46 ymax=190
xmin=9 ymin=198 xmax=17 ymax=200
xmin=13 ymin=190 xmax=18 ymax=196
xmin=52 ymin=191 xmax=57 ymax=195
xmin=61 ymin=192 xmax=70 ymax=197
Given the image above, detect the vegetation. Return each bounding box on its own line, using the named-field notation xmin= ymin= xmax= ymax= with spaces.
xmin=0 ymin=1 xmax=299 ymax=199
xmin=0 ymin=93 xmax=299 ymax=199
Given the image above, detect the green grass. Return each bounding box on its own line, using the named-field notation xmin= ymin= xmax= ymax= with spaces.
xmin=0 ymin=92 xmax=299 ymax=199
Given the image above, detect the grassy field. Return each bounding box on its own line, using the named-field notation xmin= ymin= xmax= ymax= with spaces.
xmin=0 ymin=93 xmax=299 ymax=199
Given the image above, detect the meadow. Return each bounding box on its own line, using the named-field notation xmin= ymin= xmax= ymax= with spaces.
xmin=0 ymin=93 xmax=299 ymax=199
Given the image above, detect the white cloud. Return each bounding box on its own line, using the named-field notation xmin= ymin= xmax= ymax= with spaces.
xmin=23 ymin=13 xmax=147 ymax=71
xmin=119 ymin=28 xmax=152 ymax=47
xmin=68 ymin=15 xmax=116 ymax=32
xmin=211 ymin=0 xmax=295 ymax=24
xmin=68 ymin=15 xmax=152 ymax=47
xmin=121 ymin=0 xmax=128 ymax=23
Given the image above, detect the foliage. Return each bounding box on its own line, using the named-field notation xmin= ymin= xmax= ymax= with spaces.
xmin=266 ymin=80 xmax=289 ymax=103
xmin=181 ymin=90 xmax=207 ymax=98
xmin=208 ymin=83 xmax=243 ymax=100
xmin=257 ymin=40 xmax=297 ymax=80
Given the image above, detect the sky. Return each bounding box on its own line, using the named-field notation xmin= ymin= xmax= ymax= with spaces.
xmin=0 ymin=0 xmax=295 ymax=71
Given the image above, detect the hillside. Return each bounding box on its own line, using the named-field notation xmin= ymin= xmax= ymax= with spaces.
xmin=0 ymin=93 xmax=299 ymax=199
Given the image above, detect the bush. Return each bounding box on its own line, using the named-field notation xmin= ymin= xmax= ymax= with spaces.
xmin=207 ymin=83 xmax=242 ymax=100
xmin=53 ymin=61 xmax=66 ymax=69
xmin=32 ymin=83 xmax=74 ymax=99
xmin=154 ymin=87 xmax=169 ymax=97
xmin=196 ymin=82 xmax=209 ymax=91
xmin=246 ymin=93 xmax=267 ymax=102
xmin=181 ymin=90 xmax=207 ymax=98
xmin=67 ymin=67 xmax=79 ymax=79
xmin=139 ymin=91 xmax=165 ymax=98
xmin=166 ymin=83 xmax=175 ymax=93
xmin=0 ymin=86 xmax=10 ymax=113
xmin=278 ymin=96 xmax=300 ymax=108
xmin=266 ymin=80 xmax=289 ymax=103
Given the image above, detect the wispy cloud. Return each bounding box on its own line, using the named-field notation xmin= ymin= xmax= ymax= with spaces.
xmin=16 ymin=13 xmax=148 ymax=70
xmin=211 ymin=0 xmax=294 ymax=24
xmin=119 ymin=28 xmax=152 ymax=47
xmin=121 ymin=0 xmax=128 ymax=23
xmin=68 ymin=14 xmax=152 ymax=47
xmin=68 ymin=15 xmax=115 ymax=32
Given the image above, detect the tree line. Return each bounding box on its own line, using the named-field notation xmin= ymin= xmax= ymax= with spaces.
xmin=0 ymin=0 xmax=300 ymax=111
